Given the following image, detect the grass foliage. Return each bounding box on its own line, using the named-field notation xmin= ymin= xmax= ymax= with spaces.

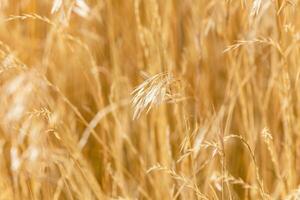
xmin=0 ymin=0 xmax=299 ymax=199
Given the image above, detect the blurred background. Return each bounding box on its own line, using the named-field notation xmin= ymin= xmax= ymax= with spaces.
xmin=0 ymin=0 xmax=300 ymax=199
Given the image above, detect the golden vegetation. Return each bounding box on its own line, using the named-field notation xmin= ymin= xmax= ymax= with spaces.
xmin=0 ymin=0 xmax=299 ymax=199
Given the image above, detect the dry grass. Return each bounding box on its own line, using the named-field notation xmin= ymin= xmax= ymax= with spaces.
xmin=0 ymin=0 xmax=300 ymax=199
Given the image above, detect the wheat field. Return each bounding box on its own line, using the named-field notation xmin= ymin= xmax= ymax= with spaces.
xmin=0 ymin=0 xmax=300 ymax=199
